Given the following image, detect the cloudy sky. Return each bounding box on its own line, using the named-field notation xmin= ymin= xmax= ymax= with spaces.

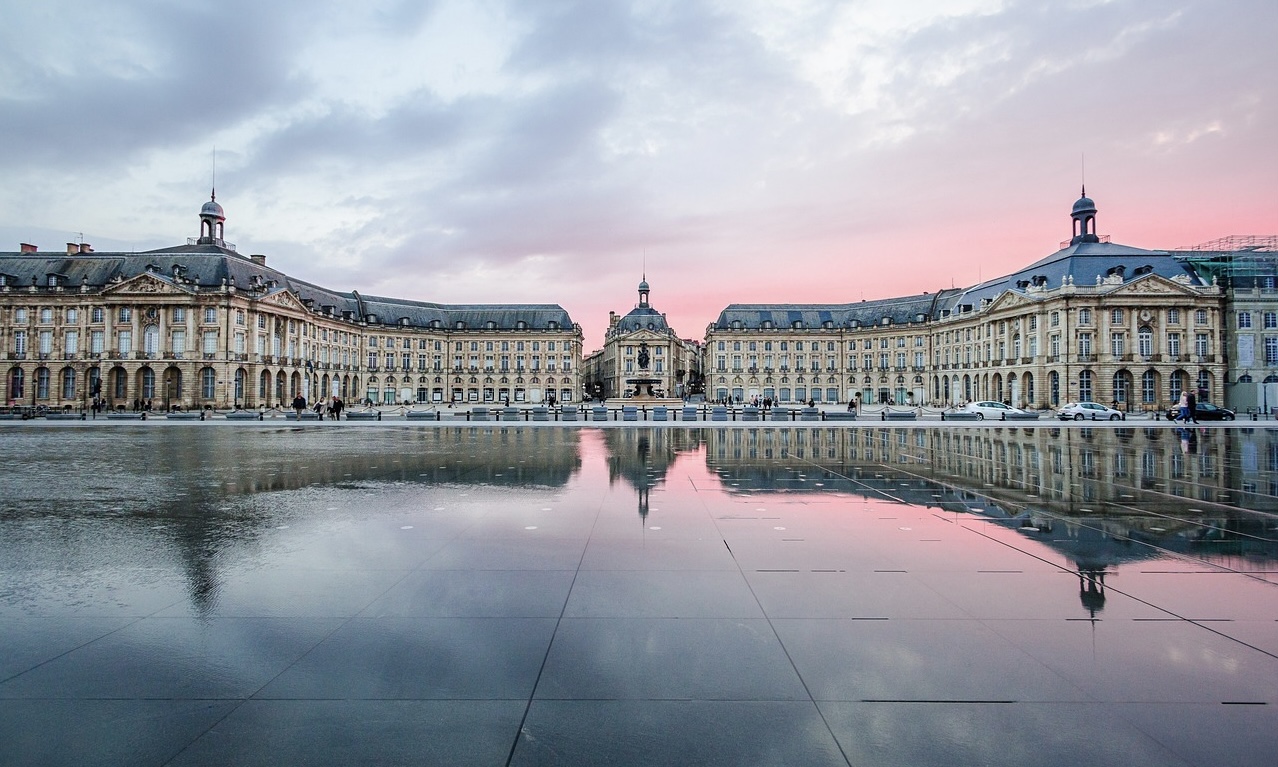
xmin=1 ymin=0 xmax=1273 ymax=348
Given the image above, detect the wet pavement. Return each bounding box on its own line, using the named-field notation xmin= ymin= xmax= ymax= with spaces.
xmin=1 ymin=424 xmax=1276 ymax=766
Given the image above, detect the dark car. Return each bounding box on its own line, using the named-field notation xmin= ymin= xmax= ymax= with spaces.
xmin=1166 ymin=402 xmax=1235 ymax=421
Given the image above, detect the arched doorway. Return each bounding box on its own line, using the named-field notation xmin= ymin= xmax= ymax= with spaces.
xmin=1112 ymin=369 xmax=1133 ymax=410
xmin=8 ymin=367 xmax=24 ymax=402
xmin=166 ymin=363 xmax=184 ymax=406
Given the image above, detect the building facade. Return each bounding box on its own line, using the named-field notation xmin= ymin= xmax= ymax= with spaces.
xmin=705 ymin=193 xmax=1228 ymax=411
xmin=1172 ymin=237 xmax=1278 ymax=413
xmin=1 ymin=197 xmax=583 ymax=410
xmin=582 ymin=278 xmax=702 ymax=400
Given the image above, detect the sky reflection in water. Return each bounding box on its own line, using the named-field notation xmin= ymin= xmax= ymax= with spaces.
xmin=2 ymin=425 xmax=1277 ymax=766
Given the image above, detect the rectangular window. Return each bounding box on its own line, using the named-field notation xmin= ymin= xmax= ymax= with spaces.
xmin=66 ymin=308 xmax=78 ymax=323
xmin=1195 ymin=309 xmax=1208 ymax=325
xmin=92 ymin=307 xmax=104 ymax=323
xmin=1078 ymin=333 xmax=1091 ymax=357
xmin=1238 ymin=312 xmax=1253 ymax=329
xmin=203 ymin=307 xmax=216 ymax=324
xmin=173 ymin=307 xmax=186 ymax=322
xmin=1110 ymin=333 xmax=1124 ymax=357
xmin=1167 ymin=308 xmax=1179 ymax=325
xmin=202 ymin=331 xmax=217 ymax=355
xmin=1110 ymin=309 xmax=1124 ymax=325
xmin=65 ymin=331 xmax=79 ymax=355
xmin=1267 ymin=337 xmax=1278 ymax=366
xmin=118 ymin=330 xmax=133 ymax=354
xmin=1167 ymin=333 xmax=1181 ymax=357
xmin=1265 ymin=312 xmax=1278 ymax=330
xmin=90 ymin=330 xmax=104 ymax=354
xmin=1195 ymin=333 xmax=1210 ymax=358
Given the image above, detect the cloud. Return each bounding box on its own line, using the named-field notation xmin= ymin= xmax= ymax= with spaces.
xmin=0 ymin=0 xmax=1274 ymax=349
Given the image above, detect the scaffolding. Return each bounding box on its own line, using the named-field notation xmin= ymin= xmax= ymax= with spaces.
xmin=1170 ymin=235 xmax=1278 ymax=287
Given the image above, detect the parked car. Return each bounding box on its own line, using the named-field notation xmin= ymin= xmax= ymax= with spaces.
xmin=1165 ymin=402 xmax=1235 ymax=421
xmin=1058 ymin=402 xmax=1125 ymax=421
xmin=962 ymin=401 xmax=1026 ymax=420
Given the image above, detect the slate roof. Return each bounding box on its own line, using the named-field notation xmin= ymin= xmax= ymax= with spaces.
xmin=948 ymin=240 xmax=1202 ymax=309
xmin=614 ymin=305 xmax=670 ymax=333
xmin=0 ymin=243 xmax=576 ymax=331
xmin=712 ymin=289 xmax=963 ymax=330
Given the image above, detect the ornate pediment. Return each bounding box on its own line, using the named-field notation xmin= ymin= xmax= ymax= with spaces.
xmin=260 ymin=288 xmax=306 ymax=312
xmin=103 ymin=272 xmax=191 ymax=296
xmin=1110 ymin=273 xmax=1197 ymax=296
xmin=985 ymin=290 xmax=1034 ymax=313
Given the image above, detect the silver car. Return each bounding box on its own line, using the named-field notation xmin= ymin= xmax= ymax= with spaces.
xmin=1058 ymin=401 xmax=1125 ymax=421
xmin=962 ymin=401 xmax=1026 ymax=420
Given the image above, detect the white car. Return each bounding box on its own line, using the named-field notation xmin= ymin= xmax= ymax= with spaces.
xmin=1058 ymin=401 xmax=1125 ymax=421
xmin=962 ymin=401 xmax=1026 ymax=420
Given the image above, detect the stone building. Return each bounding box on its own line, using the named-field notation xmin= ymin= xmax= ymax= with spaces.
xmin=582 ymin=277 xmax=703 ymax=400
xmin=0 ymin=195 xmax=582 ymax=410
xmin=1171 ymin=237 xmax=1278 ymax=413
xmin=705 ymin=192 xmax=1228 ymax=411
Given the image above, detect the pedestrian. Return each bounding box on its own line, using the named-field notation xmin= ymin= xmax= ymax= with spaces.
xmin=292 ymin=393 xmax=306 ymax=419
xmin=1186 ymin=390 xmax=1199 ymax=424
xmin=313 ymin=397 xmax=325 ymax=421
xmin=847 ymin=397 xmax=856 ymax=412
xmin=331 ymin=396 xmax=343 ymax=420
xmin=1175 ymin=390 xmax=1189 ymax=424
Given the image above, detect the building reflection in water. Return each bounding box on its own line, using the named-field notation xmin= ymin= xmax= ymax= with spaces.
xmin=696 ymin=426 xmax=1278 ymax=614
xmin=4 ymin=424 xmax=1277 ymax=620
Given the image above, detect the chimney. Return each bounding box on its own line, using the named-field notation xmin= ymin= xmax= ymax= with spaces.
xmin=250 ymin=254 xmax=266 ymax=266
xmin=20 ymin=243 xmax=37 ymax=253
xmin=78 ymin=243 xmax=93 ymax=253
xmin=67 ymin=243 xmax=78 ymax=255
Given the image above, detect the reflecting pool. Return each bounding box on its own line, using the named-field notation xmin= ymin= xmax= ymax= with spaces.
xmin=2 ymin=425 xmax=1277 ymax=766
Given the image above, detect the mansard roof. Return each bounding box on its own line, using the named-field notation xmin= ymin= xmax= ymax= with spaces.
xmin=948 ymin=240 xmax=1203 ymax=309
xmin=0 ymin=244 xmax=576 ymax=331
xmin=712 ymin=290 xmax=962 ymax=330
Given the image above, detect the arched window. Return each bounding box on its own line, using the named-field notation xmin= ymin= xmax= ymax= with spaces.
xmin=1112 ymin=371 xmax=1130 ymax=405
xmin=1048 ymin=371 xmax=1059 ymax=405
xmin=1137 ymin=326 xmax=1153 ymax=358
xmin=1024 ymin=372 xmax=1035 ymax=405
xmin=1078 ymin=370 xmax=1093 ymax=402
xmin=1170 ymin=370 xmax=1187 ymax=399
xmin=200 ymin=367 xmax=216 ymax=399
xmin=1197 ymin=370 xmax=1211 ymax=399
xmin=35 ymin=367 xmax=50 ymax=399
xmin=234 ymin=368 xmax=246 ymax=402
xmin=1141 ymin=370 xmax=1157 ymax=404
xmin=61 ymin=368 xmax=76 ymax=400
xmin=8 ymin=367 xmax=25 ymax=399
xmin=140 ymin=367 xmax=155 ymax=399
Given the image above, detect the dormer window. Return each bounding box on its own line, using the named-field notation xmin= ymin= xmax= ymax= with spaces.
xmin=516 ymin=320 xmax=527 ymax=330
xmin=486 ymin=320 xmax=497 ymax=329
xmin=47 ymin=275 xmax=59 ymax=287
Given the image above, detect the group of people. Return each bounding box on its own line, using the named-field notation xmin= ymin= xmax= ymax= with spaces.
xmin=291 ymin=394 xmax=344 ymax=421
xmin=1172 ymin=390 xmax=1200 ymax=425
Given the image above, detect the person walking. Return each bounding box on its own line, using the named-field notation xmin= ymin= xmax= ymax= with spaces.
xmin=1186 ymin=390 xmax=1199 ymax=425
xmin=1175 ymin=390 xmax=1189 ymax=424
xmin=292 ymin=393 xmax=306 ymax=419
